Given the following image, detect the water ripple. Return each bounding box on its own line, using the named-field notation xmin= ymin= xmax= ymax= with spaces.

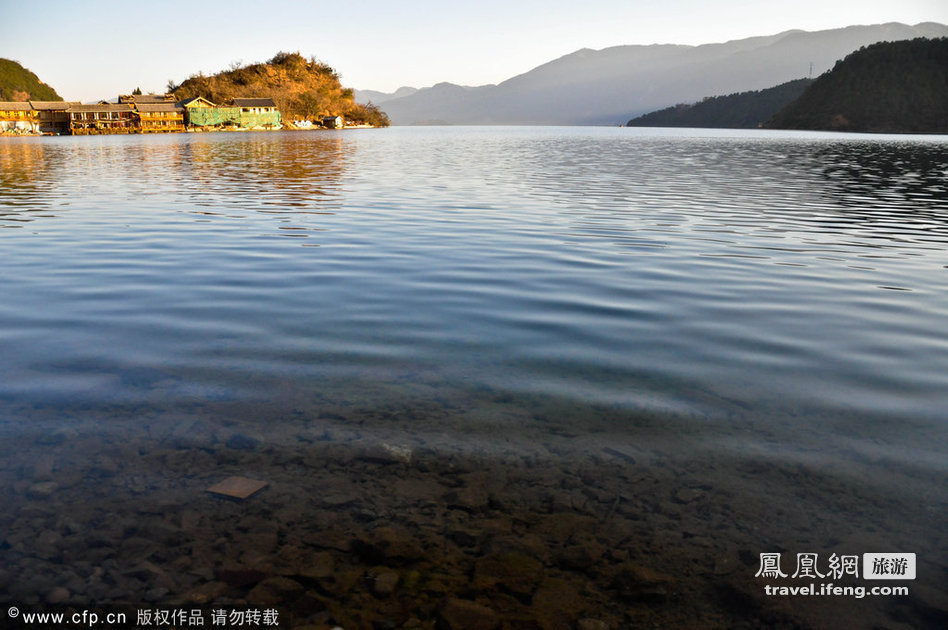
xmin=2 ymin=127 xmax=947 ymax=455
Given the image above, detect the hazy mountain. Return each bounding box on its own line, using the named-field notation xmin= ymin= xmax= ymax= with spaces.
xmin=354 ymin=86 xmax=418 ymax=104
xmin=627 ymin=78 xmax=814 ymax=129
xmin=375 ymin=82 xmax=497 ymax=125
xmin=370 ymin=22 xmax=948 ymax=125
xmin=768 ymin=37 xmax=948 ymax=133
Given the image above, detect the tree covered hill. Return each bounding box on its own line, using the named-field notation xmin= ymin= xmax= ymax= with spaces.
xmin=169 ymin=52 xmax=389 ymax=126
xmin=767 ymin=37 xmax=948 ymax=132
xmin=626 ymin=78 xmax=813 ymax=128
xmin=0 ymin=58 xmax=62 ymax=101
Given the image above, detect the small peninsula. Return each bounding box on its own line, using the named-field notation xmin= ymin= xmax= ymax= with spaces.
xmin=170 ymin=52 xmax=389 ymax=128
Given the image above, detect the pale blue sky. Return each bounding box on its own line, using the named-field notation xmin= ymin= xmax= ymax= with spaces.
xmin=1 ymin=0 xmax=945 ymax=102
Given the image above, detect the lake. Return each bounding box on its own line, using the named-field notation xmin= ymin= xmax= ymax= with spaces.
xmin=1 ymin=127 xmax=946 ymax=627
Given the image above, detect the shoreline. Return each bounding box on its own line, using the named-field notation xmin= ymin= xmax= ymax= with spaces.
xmin=0 ymin=125 xmax=382 ymax=138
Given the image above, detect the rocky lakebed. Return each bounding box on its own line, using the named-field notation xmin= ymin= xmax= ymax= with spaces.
xmin=0 ymin=402 xmax=944 ymax=630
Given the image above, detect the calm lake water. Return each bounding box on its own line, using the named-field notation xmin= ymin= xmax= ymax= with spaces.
xmin=1 ymin=127 xmax=946 ymax=620
xmin=4 ymin=128 xmax=948 ymax=440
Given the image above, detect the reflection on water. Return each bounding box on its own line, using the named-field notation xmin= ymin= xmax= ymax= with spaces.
xmin=818 ymin=141 xmax=948 ymax=209
xmin=0 ymin=128 xmax=946 ymax=623
xmin=0 ymin=132 xmax=348 ymax=231
xmin=182 ymin=133 xmax=347 ymax=219
xmin=0 ymin=139 xmax=66 ymax=217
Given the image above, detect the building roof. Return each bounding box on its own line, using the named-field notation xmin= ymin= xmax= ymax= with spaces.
xmin=231 ymin=98 xmax=277 ymax=108
xmin=135 ymin=103 xmax=184 ymax=113
xmin=177 ymin=96 xmax=217 ymax=108
xmin=0 ymin=102 xmax=33 ymax=111
xmin=29 ymin=101 xmax=81 ymax=110
xmin=66 ymin=104 xmax=136 ymax=113
xmin=119 ymin=93 xmax=175 ymax=104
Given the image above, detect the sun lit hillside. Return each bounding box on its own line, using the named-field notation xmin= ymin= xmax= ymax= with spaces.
xmin=169 ymin=52 xmax=389 ymax=126
xmin=0 ymin=58 xmax=63 ymax=101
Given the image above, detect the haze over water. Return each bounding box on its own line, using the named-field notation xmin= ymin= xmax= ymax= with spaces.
xmin=1 ymin=127 xmax=946 ymax=624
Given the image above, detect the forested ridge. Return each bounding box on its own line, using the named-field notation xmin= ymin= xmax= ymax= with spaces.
xmin=767 ymin=37 xmax=948 ymax=132
xmin=626 ymin=79 xmax=813 ymax=129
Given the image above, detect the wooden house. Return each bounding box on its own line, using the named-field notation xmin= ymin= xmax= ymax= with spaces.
xmin=179 ymin=96 xmax=238 ymax=129
xmin=231 ymin=98 xmax=281 ymax=129
xmin=231 ymin=97 xmax=278 ymax=114
xmin=30 ymin=101 xmax=80 ymax=134
xmin=0 ymin=102 xmax=35 ymax=133
xmin=135 ymin=102 xmax=185 ymax=133
xmin=178 ymin=96 xmax=281 ymax=130
xmin=67 ymin=103 xmax=139 ymax=134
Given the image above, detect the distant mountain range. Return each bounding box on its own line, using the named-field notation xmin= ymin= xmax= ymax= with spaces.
xmin=357 ymin=22 xmax=948 ymax=126
xmin=355 ymin=86 xmax=419 ymax=104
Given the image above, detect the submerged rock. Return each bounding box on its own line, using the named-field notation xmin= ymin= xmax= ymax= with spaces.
xmin=225 ymin=433 xmax=260 ymax=451
xmin=185 ymin=581 xmax=228 ymax=604
xmin=438 ymin=598 xmax=500 ymax=630
xmin=247 ymin=576 xmax=305 ymax=607
xmin=372 ymin=570 xmax=399 ymax=597
xmin=531 ymin=578 xmax=589 ymax=628
xmin=352 ymin=527 xmax=425 ymax=566
xmin=45 ymin=586 xmax=70 ymax=604
xmin=612 ymin=564 xmax=674 ymax=603
xmin=473 ymin=552 xmax=544 ymax=600
xmin=26 ymin=482 xmax=59 ymax=498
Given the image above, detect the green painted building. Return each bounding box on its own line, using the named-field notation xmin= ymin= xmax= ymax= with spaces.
xmin=232 ymin=98 xmax=281 ymax=129
xmin=179 ymin=96 xmax=281 ymax=130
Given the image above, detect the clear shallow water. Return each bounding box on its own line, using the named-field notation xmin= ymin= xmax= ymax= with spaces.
xmin=3 ymin=128 xmax=948 ymax=625
xmin=2 ymin=127 xmax=947 ymax=477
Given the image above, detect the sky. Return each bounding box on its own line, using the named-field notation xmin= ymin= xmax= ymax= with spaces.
xmin=2 ymin=0 xmax=946 ymax=103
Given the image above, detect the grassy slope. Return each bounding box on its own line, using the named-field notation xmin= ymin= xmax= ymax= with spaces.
xmin=0 ymin=58 xmax=63 ymax=101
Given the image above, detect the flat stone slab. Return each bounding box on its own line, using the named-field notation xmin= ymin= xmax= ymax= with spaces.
xmin=602 ymin=447 xmax=636 ymax=463
xmin=207 ymin=476 xmax=268 ymax=500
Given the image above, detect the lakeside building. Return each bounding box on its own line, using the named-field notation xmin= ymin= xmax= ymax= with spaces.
xmin=31 ymin=101 xmax=80 ymax=134
xmin=231 ymin=98 xmax=281 ymax=129
xmin=180 ymin=96 xmax=281 ymax=131
xmin=2 ymin=95 xmax=286 ymax=135
xmin=0 ymin=102 xmax=35 ymax=133
xmin=0 ymin=101 xmax=80 ymax=134
xmin=136 ymin=103 xmax=186 ymax=133
xmin=67 ymin=103 xmax=138 ymax=135
xmin=179 ymin=96 xmax=239 ymax=130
